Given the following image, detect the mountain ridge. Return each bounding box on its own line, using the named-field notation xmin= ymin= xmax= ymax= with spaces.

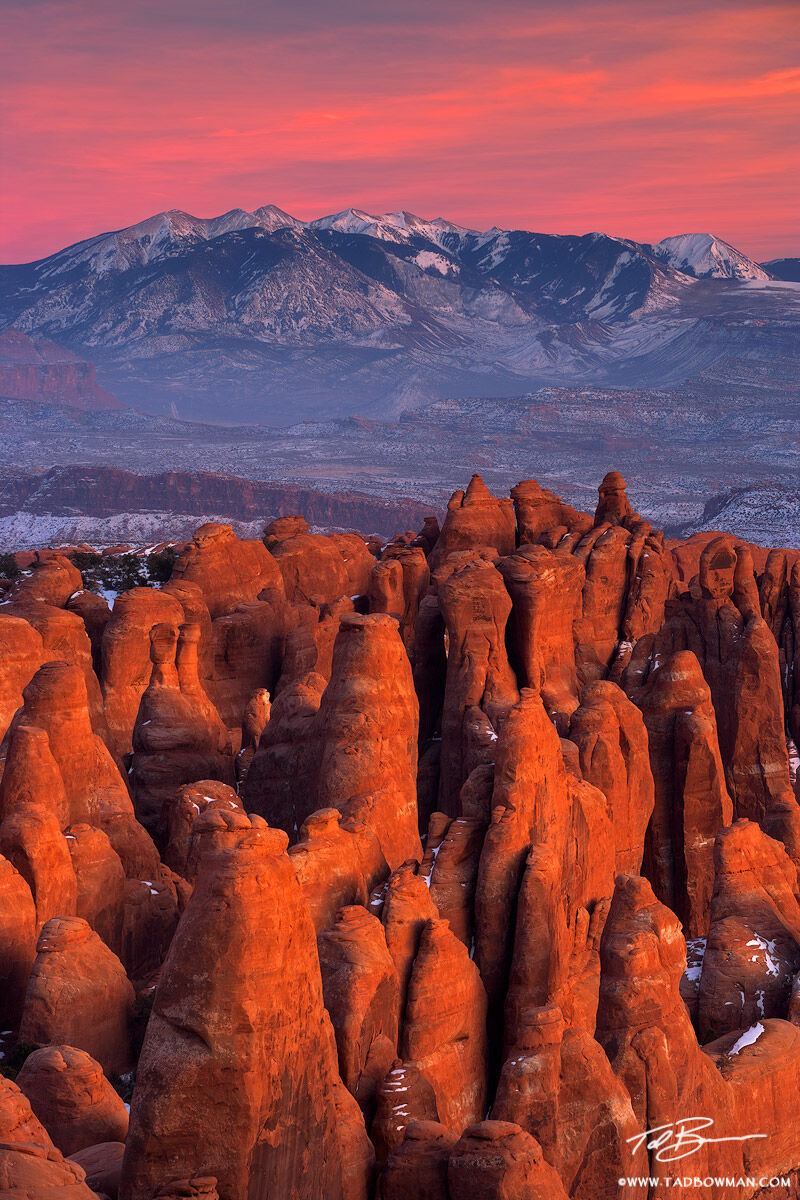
xmin=2 ymin=204 xmax=772 ymax=278
xmin=1 ymin=205 xmax=797 ymax=424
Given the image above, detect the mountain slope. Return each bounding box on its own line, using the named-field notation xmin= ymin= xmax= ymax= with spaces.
xmin=652 ymin=233 xmax=770 ymax=281
xmin=0 ymin=207 xmax=796 ymax=423
xmin=763 ymin=258 xmax=800 ymax=282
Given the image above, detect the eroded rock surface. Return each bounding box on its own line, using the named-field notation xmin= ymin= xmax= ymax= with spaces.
xmin=1 ymin=475 xmax=799 ymax=1200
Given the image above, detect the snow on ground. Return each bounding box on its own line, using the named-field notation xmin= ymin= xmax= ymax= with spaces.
xmin=746 ymin=934 xmax=780 ymax=978
xmin=0 ymin=510 xmax=265 ymax=552
xmin=682 ymin=486 xmax=800 ymax=549
xmin=414 ymin=250 xmax=455 ymax=276
xmin=684 ymin=937 xmax=707 ymax=984
xmin=729 ymin=1023 xmax=764 ymax=1055
xmin=654 ymin=233 xmax=770 ymax=282
xmin=788 ymin=739 xmax=800 ymax=785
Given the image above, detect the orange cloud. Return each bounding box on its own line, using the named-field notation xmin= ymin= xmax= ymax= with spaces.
xmin=0 ymin=0 xmax=798 ymax=261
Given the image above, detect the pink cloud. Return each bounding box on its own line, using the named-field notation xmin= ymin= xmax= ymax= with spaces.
xmin=0 ymin=0 xmax=798 ymax=262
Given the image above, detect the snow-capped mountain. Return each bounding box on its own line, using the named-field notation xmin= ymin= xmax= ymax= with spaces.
xmin=0 ymin=207 xmax=794 ymax=423
xmin=652 ymin=232 xmax=770 ymax=282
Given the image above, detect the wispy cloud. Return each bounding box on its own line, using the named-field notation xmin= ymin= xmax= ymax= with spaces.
xmin=0 ymin=0 xmax=798 ymax=260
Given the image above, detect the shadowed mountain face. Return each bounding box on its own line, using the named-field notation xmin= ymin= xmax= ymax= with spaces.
xmin=1 ymin=207 xmax=797 ymax=423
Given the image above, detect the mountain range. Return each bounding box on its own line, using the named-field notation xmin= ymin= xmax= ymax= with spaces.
xmin=0 ymin=206 xmax=798 ymax=423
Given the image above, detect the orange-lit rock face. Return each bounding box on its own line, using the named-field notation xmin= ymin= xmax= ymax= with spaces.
xmin=697 ymin=820 xmax=800 ymax=1041
xmin=169 ymin=522 xmax=285 ymax=617
xmin=623 ymin=648 xmax=733 ymax=937
xmin=316 ymin=613 xmax=423 ymax=869
xmin=16 ymin=1043 xmax=129 ymax=1156
xmin=17 ymin=660 xmax=134 ymax=832
xmin=448 ymin=1121 xmax=569 ymax=1200
xmin=131 ymin=622 xmax=234 ymax=832
xmin=401 ymin=917 xmax=488 ymax=1132
xmin=499 ymin=545 xmax=584 ymax=734
xmin=569 ymin=680 xmax=654 ymax=877
xmin=101 ymin=587 xmax=186 ymax=758
xmin=12 ymin=554 xmax=83 ymax=609
xmin=0 ymin=612 xmax=47 ymax=740
xmin=0 ymin=1075 xmax=97 ymax=1197
xmin=429 ymin=474 xmax=516 ymax=570
xmin=0 ymin=853 xmax=37 ymax=1026
xmin=3 ymin=479 xmax=800 ymax=1199
xmin=436 ymin=553 xmax=519 ymax=814
xmin=594 ymin=470 xmax=634 ymax=528
xmin=20 ymin=916 xmax=135 ymax=1076
xmin=120 ymin=812 xmax=370 ymax=1200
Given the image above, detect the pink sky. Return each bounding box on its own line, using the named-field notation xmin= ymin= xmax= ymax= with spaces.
xmin=1 ymin=0 xmax=798 ymax=263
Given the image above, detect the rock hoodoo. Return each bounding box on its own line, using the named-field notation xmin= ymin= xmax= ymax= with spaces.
xmin=0 ymin=473 xmax=798 ymax=1199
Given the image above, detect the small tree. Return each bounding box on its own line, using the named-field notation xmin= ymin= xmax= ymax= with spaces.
xmin=71 ymin=549 xmax=102 ymax=573
xmin=0 ymin=552 xmax=21 ymax=582
xmin=146 ymin=546 xmax=177 ymax=583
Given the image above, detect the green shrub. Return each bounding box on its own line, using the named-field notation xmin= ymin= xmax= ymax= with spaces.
xmin=146 ymin=546 xmax=177 ymax=583
xmin=71 ymin=549 xmax=102 ymax=573
xmin=0 ymin=552 xmax=20 ymax=581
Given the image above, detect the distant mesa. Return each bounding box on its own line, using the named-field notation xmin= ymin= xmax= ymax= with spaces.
xmin=0 ymin=330 xmax=124 ymax=412
xmin=0 ymin=464 xmax=439 ymax=549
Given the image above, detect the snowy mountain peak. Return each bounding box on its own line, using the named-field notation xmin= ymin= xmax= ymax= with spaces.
xmin=307 ymin=207 xmax=478 ymax=246
xmin=653 ymin=233 xmax=770 ymax=282
xmin=251 ymin=204 xmax=301 ymax=232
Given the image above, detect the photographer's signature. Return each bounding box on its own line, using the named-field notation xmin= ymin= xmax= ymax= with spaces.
xmin=627 ymin=1117 xmax=767 ymax=1162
